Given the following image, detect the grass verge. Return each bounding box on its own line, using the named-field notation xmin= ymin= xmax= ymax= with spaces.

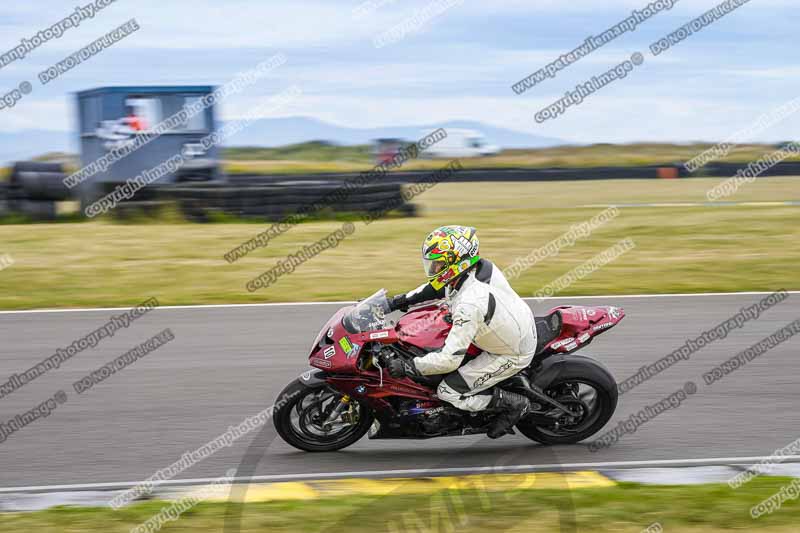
xmin=0 ymin=178 xmax=797 ymax=309
xmin=1 ymin=478 xmax=799 ymax=532
xmin=221 ymin=142 xmax=800 ymax=174
xmin=7 ymin=142 xmax=799 ymax=177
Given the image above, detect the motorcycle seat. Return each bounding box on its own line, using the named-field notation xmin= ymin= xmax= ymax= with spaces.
xmin=534 ymin=310 xmax=563 ymax=355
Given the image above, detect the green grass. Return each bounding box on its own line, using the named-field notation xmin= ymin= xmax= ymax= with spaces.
xmin=0 ymin=178 xmax=797 ymax=309
xmin=2 ymin=478 xmax=799 ymax=532
xmin=6 ymin=142 xmax=798 ymax=177
xmin=220 ymin=142 xmax=800 ymax=174
xmin=223 ymin=141 xmax=373 ymax=162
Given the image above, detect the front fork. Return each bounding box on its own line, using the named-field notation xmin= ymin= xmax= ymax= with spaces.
xmin=321 ymin=394 xmax=352 ymax=431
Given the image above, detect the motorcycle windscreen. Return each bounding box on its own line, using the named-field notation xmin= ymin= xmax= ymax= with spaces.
xmin=342 ymin=289 xmax=390 ymax=333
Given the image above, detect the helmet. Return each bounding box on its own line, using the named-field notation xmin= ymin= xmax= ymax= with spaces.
xmin=422 ymin=225 xmax=480 ymax=290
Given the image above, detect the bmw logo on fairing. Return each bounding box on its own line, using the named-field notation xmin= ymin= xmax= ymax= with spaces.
xmin=355 ymin=385 xmax=366 ymax=394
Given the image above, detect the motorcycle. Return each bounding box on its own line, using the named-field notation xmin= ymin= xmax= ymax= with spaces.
xmin=273 ymin=289 xmax=622 ymax=452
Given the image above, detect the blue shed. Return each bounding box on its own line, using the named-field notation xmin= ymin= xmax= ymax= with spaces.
xmin=75 ymin=86 xmax=221 ymax=198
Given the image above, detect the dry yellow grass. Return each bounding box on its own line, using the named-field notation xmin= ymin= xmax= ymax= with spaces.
xmin=221 ymin=143 xmax=800 ymax=174
xmin=0 ymin=178 xmax=797 ymax=309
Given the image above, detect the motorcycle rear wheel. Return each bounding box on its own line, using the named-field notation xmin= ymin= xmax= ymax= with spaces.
xmin=273 ymin=379 xmax=373 ymax=452
xmin=516 ymin=375 xmax=616 ymax=445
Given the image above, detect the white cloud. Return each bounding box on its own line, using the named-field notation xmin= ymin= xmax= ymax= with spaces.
xmin=0 ymin=0 xmax=796 ymax=145
xmin=720 ymin=66 xmax=800 ymax=79
xmin=94 ymin=1 xmax=374 ymax=50
xmin=0 ymin=97 xmax=72 ymax=132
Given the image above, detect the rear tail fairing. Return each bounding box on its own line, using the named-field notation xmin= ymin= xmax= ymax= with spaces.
xmin=538 ymin=305 xmax=625 ymax=356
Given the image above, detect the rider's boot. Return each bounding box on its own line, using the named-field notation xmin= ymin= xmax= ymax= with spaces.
xmin=487 ymin=388 xmax=530 ymax=439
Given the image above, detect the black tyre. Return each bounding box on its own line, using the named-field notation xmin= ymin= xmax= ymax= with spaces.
xmin=273 ymin=379 xmax=373 ymax=452
xmin=10 ymin=199 xmax=57 ymax=220
xmin=516 ymin=372 xmax=617 ymax=445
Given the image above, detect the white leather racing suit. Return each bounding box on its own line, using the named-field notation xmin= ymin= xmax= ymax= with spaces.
xmin=405 ymin=259 xmax=537 ymax=412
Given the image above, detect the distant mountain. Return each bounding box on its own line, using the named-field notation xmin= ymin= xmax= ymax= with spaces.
xmin=0 ymin=117 xmax=566 ymax=165
xmin=220 ymin=117 xmax=566 ymax=149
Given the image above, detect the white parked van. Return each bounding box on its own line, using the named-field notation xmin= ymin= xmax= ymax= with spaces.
xmin=420 ymin=129 xmax=500 ymax=158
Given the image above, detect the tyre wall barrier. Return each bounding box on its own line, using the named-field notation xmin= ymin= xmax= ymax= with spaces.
xmin=8 ymin=199 xmax=58 ymax=220
xmin=227 ymin=161 xmax=800 ymax=184
xmin=8 ymin=162 xmax=70 ymax=201
xmin=227 ymin=166 xmax=673 ymax=184
xmin=0 ymin=182 xmax=8 ymax=216
xmin=154 ymin=180 xmax=410 ymax=221
xmin=6 ymin=159 xmax=799 ymax=221
xmin=4 ymin=162 xmax=68 ymax=220
xmin=703 ymin=161 xmax=800 ymax=177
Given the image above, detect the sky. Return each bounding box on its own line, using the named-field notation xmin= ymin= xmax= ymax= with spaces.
xmin=0 ymin=0 xmax=797 ymax=145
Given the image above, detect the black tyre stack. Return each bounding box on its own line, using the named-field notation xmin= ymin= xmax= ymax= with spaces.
xmin=6 ymin=162 xmax=70 ymax=221
xmin=156 ymin=179 xmax=412 ymax=222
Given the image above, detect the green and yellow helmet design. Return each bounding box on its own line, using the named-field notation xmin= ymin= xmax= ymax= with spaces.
xmin=422 ymin=225 xmax=481 ymax=290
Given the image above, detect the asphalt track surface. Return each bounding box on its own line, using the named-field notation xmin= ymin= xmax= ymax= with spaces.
xmin=1 ymin=292 xmax=798 ymax=489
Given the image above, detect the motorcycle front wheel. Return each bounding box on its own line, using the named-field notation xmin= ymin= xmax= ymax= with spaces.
xmin=273 ymin=379 xmax=373 ymax=452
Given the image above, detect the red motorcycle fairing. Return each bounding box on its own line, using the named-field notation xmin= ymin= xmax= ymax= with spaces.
xmin=308 ymin=303 xmax=624 ymax=373
xmin=307 ymin=306 xmax=439 ymax=413
xmin=396 ymin=304 xmax=482 ymax=356
xmin=277 ymin=293 xmax=623 ymax=451
xmin=308 ymin=304 xmax=481 ymax=374
xmin=305 ymin=302 xmax=624 ymax=418
xmin=392 ymin=304 xmax=624 ymax=357
xmin=546 ymin=305 xmax=625 ymax=354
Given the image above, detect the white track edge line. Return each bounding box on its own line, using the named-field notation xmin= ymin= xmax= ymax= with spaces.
xmin=3 ymin=455 xmax=800 ymax=493
xmin=0 ymin=291 xmax=796 ymax=315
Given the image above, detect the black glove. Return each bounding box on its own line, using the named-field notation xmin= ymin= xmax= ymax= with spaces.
xmin=388 ymin=294 xmax=410 ymax=313
xmin=387 ymin=356 xmax=418 ymax=378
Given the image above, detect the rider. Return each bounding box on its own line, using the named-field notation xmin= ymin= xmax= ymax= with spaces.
xmin=384 ymin=225 xmax=536 ymax=439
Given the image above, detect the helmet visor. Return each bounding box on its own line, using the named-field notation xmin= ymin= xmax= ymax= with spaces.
xmin=423 ymin=257 xmax=448 ymax=278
